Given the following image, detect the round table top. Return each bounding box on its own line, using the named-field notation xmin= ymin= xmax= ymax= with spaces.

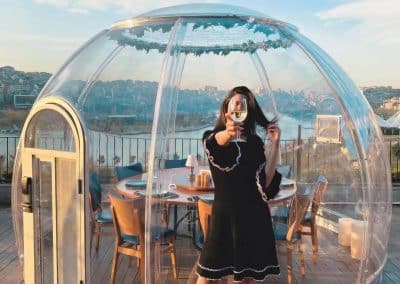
xmin=115 ymin=167 xmax=296 ymax=206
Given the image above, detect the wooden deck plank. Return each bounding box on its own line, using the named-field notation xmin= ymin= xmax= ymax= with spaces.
xmin=1 ymin=205 xmax=400 ymax=283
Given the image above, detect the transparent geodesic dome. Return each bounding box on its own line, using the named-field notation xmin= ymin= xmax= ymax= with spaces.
xmin=12 ymin=3 xmax=391 ymax=283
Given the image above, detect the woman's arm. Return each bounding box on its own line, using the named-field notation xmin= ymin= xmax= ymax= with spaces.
xmin=264 ymin=124 xmax=281 ymax=187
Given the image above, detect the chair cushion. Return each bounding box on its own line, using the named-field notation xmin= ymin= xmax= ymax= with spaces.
xmin=271 ymin=206 xmax=289 ymax=218
xmin=115 ymin=163 xmax=143 ymax=181
xmin=122 ymin=234 xmax=140 ymax=245
xmin=164 ymin=159 xmax=187 ymax=169
xmin=121 ymin=226 xmax=175 ymax=245
xmin=302 ymin=211 xmax=312 ymax=224
xmin=276 ymin=164 xmax=292 ymax=178
xmin=89 ymin=172 xmax=102 ymax=210
xmin=271 ymin=206 xmax=289 ymax=224
xmin=273 ymin=221 xmax=298 ymax=241
xmin=95 ymin=208 xmax=112 ymax=223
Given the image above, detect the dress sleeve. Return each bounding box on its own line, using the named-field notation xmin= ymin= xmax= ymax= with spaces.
xmin=259 ymin=169 xmax=282 ymax=200
xmin=202 ymin=130 xmax=241 ymax=170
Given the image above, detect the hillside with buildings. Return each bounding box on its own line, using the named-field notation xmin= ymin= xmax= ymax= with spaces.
xmin=1 ymin=66 xmax=400 ymax=133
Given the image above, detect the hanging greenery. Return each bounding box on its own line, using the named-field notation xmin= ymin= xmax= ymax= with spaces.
xmin=108 ymin=17 xmax=294 ymax=56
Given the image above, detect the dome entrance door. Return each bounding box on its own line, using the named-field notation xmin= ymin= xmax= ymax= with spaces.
xmin=20 ymin=100 xmax=85 ymax=284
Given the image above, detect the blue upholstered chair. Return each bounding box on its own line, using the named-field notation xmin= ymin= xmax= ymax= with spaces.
xmin=108 ymin=193 xmax=177 ymax=283
xmin=115 ymin=163 xmax=143 ymax=181
xmin=273 ymin=190 xmax=313 ymax=283
xmin=89 ymin=172 xmax=113 ymax=253
xmin=271 ymin=175 xmax=328 ymax=265
xmin=276 ymin=164 xmax=292 ymax=178
xmin=164 ymin=159 xmax=187 ymax=169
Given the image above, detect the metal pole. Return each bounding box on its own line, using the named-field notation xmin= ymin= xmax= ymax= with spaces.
xmin=296 ymin=125 xmax=302 ymax=179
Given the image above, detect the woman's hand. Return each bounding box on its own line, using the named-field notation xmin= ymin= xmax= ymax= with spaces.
xmin=267 ymin=124 xmax=281 ymax=145
xmin=225 ymin=112 xmax=243 ymax=139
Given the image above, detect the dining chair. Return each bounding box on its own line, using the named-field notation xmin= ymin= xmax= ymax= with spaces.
xmin=109 ymin=193 xmax=177 ymax=284
xmin=115 ymin=162 xmax=143 ymax=181
xmin=276 ymin=164 xmax=292 ymax=178
xmin=273 ymin=190 xmax=313 ymax=284
xmin=298 ymin=175 xmax=328 ymax=260
xmin=164 ymin=158 xmax=187 ymax=169
xmin=164 ymin=158 xmax=193 ymax=232
xmin=89 ymin=172 xmax=113 ymax=254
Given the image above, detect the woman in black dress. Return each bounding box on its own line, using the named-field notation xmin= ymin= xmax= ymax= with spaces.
xmin=196 ymin=86 xmax=282 ymax=283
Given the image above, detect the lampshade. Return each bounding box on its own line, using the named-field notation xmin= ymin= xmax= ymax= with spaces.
xmin=185 ymin=154 xmax=198 ymax=168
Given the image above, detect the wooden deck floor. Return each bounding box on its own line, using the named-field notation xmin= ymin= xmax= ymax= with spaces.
xmin=1 ymin=205 xmax=400 ymax=283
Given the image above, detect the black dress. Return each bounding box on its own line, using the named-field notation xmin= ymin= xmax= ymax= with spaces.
xmin=196 ymin=131 xmax=282 ymax=282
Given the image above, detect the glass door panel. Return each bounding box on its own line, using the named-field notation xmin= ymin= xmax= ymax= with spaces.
xmin=33 ymin=160 xmax=54 ymax=284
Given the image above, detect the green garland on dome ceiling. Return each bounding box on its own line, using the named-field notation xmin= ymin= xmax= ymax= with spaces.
xmin=108 ymin=17 xmax=294 ymax=55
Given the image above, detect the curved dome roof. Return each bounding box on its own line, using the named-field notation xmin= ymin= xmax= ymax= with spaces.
xmin=112 ymin=3 xmax=296 ymax=31
xmin=138 ymin=3 xmax=269 ymax=19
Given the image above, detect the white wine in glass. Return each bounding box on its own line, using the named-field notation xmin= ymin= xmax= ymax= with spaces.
xmin=228 ymin=97 xmax=248 ymax=142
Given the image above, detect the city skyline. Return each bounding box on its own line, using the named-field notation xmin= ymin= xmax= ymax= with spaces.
xmin=0 ymin=0 xmax=399 ymax=88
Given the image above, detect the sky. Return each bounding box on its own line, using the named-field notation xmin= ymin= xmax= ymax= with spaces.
xmin=0 ymin=0 xmax=399 ymax=88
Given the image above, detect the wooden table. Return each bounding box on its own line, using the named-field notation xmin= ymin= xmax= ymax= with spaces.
xmin=115 ymin=168 xmax=297 ymax=249
xmin=115 ymin=168 xmax=296 ymax=206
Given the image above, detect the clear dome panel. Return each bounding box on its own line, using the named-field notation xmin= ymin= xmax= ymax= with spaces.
xmin=137 ymin=3 xmax=269 ymax=19
xmin=12 ymin=6 xmax=390 ymax=283
xmin=38 ymin=30 xmax=126 ymax=108
xmin=11 ymin=150 xmax=23 ymax=264
xmin=148 ymin=17 xmax=390 ymax=283
xmin=25 ymin=109 xmax=76 ymax=151
xmin=290 ymin=30 xmax=391 ymax=282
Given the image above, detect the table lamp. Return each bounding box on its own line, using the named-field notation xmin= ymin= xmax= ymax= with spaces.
xmin=185 ymin=154 xmax=198 ymax=181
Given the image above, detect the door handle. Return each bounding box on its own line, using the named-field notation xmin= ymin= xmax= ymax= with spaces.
xmin=21 ymin=176 xmax=33 ymax=213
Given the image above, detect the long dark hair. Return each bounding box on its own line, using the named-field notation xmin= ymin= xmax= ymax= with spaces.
xmin=213 ymin=86 xmax=277 ymax=137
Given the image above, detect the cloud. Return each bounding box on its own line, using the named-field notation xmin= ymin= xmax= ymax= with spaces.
xmin=316 ymin=0 xmax=400 ymax=45
xmin=34 ymin=0 xmax=223 ymax=15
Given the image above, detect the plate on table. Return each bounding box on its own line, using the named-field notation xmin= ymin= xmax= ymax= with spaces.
xmin=198 ymin=193 xmax=215 ymax=202
xmin=125 ymin=179 xmax=147 ymax=188
xmin=280 ymin=177 xmax=295 ymax=187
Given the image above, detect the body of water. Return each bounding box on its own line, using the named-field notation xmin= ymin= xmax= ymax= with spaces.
xmin=0 ymin=115 xmax=313 ymax=169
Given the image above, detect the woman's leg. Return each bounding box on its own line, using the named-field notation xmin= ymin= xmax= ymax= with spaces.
xmin=196 ymin=276 xmax=209 ymax=284
xmin=241 ymin=277 xmax=256 ymax=284
xmin=225 ymin=275 xmax=234 ymax=284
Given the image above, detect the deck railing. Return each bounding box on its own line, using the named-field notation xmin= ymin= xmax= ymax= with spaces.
xmin=2 ymin=134 xmax=400 ymax=182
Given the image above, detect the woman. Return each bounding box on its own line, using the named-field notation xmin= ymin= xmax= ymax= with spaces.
xmin=196 ymin=86 xmax=282 ymax=283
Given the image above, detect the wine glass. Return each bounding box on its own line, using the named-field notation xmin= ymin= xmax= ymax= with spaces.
xmin=228 ymin=97 xmax=248 ymax=142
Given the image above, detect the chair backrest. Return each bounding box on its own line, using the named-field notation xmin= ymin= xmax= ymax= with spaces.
xmin=197 ymin=199 xmax=213 ymax=238
xmin=164 ymin=159 xmax=187 ymax=169
xmin=89 ymin=172 xmax=102 ymax=211
xmin=286 ymin=191 xmax=313 ymax=241
xmin=109 ymin=193 xmax=145 ymax=239
xmin=311 ymin=175 xmax=328 ymax=214
xmin=115 ymin=163 xmax=143 ymax=181
xmin=276 ymin=164 xmax=292 ymax=178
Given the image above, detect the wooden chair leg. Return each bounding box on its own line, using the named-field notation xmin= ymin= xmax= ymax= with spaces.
xmin=110 ymin=245 xmax=119 ymax=284
xmin=287 ymin=246 xmax=293 ymax=284
xmin=311 ymin=222 xmax=318 ymax=263
xmin=140 ymin=248 xmax=146 ymax=284
xmin=299 ymin=242 xmax=306 ymax=276
xmin=169 ymin=240 xmax=178 ymax=279
xmin=90 ymin=223 xmax=94 ymax=256
xmin=95 ymin=224 xmax=101 ymax=252
xmin=311 ymin=222 xmax=318 ymax=253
